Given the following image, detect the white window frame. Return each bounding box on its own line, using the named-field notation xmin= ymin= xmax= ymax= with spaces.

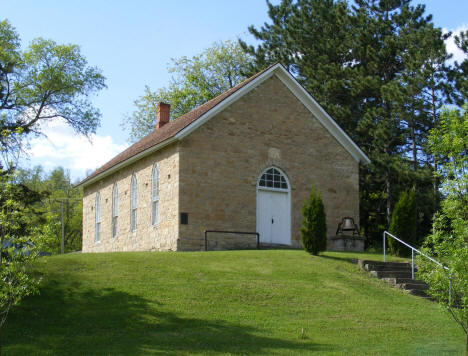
xmin=130 ymin=174 xmax=138 ymax=232
xmin=151 ymin=163 xmax=159 ymax=226
xmin=95 ymin=192 xmax=101 ymax=243
xmin=257 ymin=167 xmax=289 ymax=192
xmin=112 ymin=183 xmax=118 ymax=238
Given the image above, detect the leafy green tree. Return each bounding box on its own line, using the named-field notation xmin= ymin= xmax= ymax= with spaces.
xmin=16 ymin=166 xmax=83 ymax=253
xmin=0 ymin=170 xmax=41 ymax=354
xmin=122 ymin=40 xmax=254 ymax=142
xmin=417 ymin=106 xmax=468 ymax=351
xmin=43 ymin=168 xmax=82 ymax=253
xmin=388 ymin=190 xmax=416 ymax=256
xmin=300 ymin=187 xmax=327 ymax=255
xmin=0 ymin=19 xmax=105 ymax=351
xmin=0 ymin=19 xmax=106 ymax=167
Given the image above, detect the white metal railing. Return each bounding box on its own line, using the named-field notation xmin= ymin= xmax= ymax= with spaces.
xmin=383 ymin=231 xmax=452 ymax=301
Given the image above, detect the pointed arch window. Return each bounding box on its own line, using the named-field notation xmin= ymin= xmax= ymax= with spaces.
xmin=130 ymin=174 xmax=138 ymax=232
xmin=258 ymin=167 xmax=288 ymax=190
xmin=95 ymin=192 xmax=101 ymax=242
xmin=112 ymin=183 xmax=118 ymax=238
xmin=151 ymin=164 xmax=159 ymax=226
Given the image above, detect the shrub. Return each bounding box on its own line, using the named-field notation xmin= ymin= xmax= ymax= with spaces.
xmin=301 ymin=186 xmax=327 ymax=255
xmin=388 ymin=189 xmax=416 ymax=256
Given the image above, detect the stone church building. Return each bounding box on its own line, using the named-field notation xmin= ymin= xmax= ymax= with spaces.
xmin=78 ymin=63 xmax=370 ymax=252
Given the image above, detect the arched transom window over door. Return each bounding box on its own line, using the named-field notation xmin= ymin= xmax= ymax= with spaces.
xmin=256 ymin=167 xmax=291 ymax=245
xmin=258 ymin=167 xmax=288 ymax=190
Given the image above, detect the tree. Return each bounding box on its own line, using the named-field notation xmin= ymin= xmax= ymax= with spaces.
xmin=240 ymin=0 xmax=356 ymax=133
xmin=16 ymin=166 xmax=83 ymax=253
xmin=0 ymin=19 xmax=106 ymax=167
xmin=0 ymin=19 xmax=105 ymax=352
xmin=417 ymin=106 xmax=468 ymax=350
xmin=241 ymin=0 xmax=455 ymax=246
xmin=0 ymin=170 xmax=40 ymax=354
xmin=453 ymin=30 xmax=468 ymax=103
xmin=300 ymin=187 xmax=327 ymax=255
xmin=388 ymin=189 xmax=416 ymax=255
xmin=122 ymin=40 xmax=254 ymax=142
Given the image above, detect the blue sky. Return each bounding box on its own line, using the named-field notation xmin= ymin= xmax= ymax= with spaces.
xmin=3 ymin=0 xmax=467 ymax=181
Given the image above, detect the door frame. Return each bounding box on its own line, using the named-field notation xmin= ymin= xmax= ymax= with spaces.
xmin=256 ymin=166 xmax=292 ymax=245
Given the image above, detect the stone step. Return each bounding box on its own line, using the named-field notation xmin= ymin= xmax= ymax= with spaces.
xmin=397 ymin=282 xmax=429 ymax=291
xmin=358 ymin=259 xmax=433 ymax=300
xmin=407 ymin=289 xmax=431 ymax=298
xmin=382 ymin=277 xmax=426 ymax=285
xmin=365 ymin=264 xmax=416 ymax=272
xmin=371 ymin=270 xmax=413 ymax=279
xmin=359 ymin=260 xmax=412 ymax=268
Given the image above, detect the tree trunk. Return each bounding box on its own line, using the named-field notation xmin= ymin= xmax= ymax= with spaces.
xmin=411 ymin=123 xmax=417 ymax=171
xmin=386 ymin=171 xmax=392 ymax=227
xmin=466 ymin=331 xmax=468 ymax=355
xmin=433 ymin=158 xmax=438 ymax=207
xmin=431 ymin=84 xmax=439 ymax=208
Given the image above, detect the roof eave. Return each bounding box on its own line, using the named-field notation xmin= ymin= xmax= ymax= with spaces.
xmin=76 ymin=137 xmax=178 ymax=188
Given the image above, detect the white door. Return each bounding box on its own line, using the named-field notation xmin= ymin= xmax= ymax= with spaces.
xmin=256 ymin=167 xmax=291 ymax=245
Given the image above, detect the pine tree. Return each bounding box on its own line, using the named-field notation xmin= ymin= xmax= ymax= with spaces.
xmin=240 ymin=0 xmax=358 ymax=134
xmin=452 ymin=30 xmax=468 ymax=103
xmin=242 ymin=0 xmax=457 ymax=246
xmin=388 ymin=190 xmax=416 ymax=256
xmin=300 ymin=187 xmax=327 ymax=255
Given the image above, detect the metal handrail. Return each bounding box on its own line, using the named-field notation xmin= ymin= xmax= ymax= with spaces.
xmin=383 ymin=231 xmax=451 ymax=302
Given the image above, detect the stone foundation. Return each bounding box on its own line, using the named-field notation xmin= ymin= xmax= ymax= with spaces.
xmin=330 ymin=235 xmax=365 ymax=252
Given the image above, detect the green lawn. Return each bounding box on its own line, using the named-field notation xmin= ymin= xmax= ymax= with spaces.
xmin=3 ymin=250 xmax=464 ymax=355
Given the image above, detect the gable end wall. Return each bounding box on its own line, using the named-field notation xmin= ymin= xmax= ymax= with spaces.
xmin=178 ymin=74 xmax=359 ymax=250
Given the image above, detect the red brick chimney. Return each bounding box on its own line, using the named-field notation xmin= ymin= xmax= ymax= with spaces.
xmin=156 ymin=102 xmax=170 ymax=129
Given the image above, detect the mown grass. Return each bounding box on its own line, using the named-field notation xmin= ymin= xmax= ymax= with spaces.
xmin=3 ymin=250 xmax=464 ymax=355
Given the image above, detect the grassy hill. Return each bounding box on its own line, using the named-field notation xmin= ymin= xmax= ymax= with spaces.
xmin=3 ymin=250 xmax=465 ymax=355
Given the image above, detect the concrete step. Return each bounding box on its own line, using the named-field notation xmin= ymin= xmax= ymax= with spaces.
xmin=359 ymin=260 xmax=411 ymax=269
xmin=358 ymin=259 xmax=433 ymax=300
xmin=383 ymin=277 xmax=428 ymax=288
xmin=371 ymin=270 xmax=413 ymax=279
xmin=397 ymin=282 xmax=429 ymax=291
xmin=382 ymin=277 xmax=425 ymax=285
xmin=407 ymin=289 xmax=431 ymax=298
xmin=365 ymin=264 xmax=416 ymax=272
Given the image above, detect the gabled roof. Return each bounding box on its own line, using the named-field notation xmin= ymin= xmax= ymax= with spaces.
xmin=78 ymin=63 xmax=370 ymax=187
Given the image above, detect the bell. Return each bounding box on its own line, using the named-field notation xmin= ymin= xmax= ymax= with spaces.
xmin=342 ymin=217 xmax=355 ymax=230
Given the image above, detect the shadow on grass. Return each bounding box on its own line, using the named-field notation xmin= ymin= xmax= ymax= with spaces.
xmin=4 ymin=274 xmax=332 ymax=355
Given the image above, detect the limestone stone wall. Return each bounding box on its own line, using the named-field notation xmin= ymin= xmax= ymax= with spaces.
xmin=82 ymin=143 xmax=179 ymax=252
xmin=178 ymin=74 xmax=359 ymax=250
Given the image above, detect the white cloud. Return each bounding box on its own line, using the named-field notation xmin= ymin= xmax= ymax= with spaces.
xmin=444 ymin=25 xmax=468 ymax=64
xmin=23 ymin=119 xmax=128 ymax=182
